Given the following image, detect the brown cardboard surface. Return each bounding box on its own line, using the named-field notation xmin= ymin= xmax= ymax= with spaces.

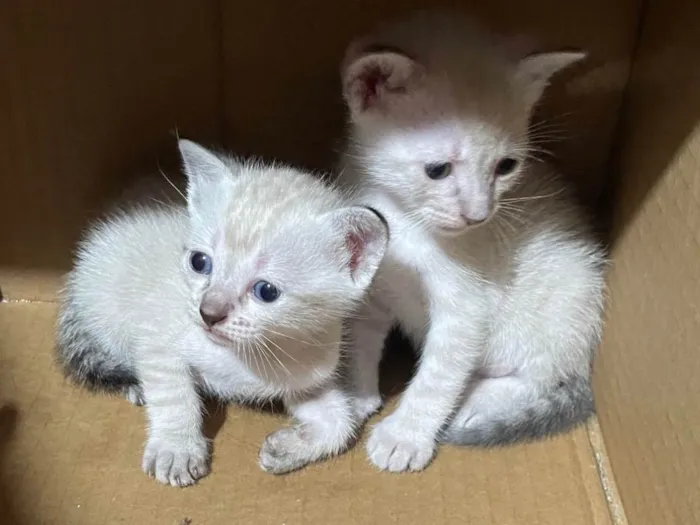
xmin=594 ymin=0 xmax=700 ymax=523
xmin=0 ymin=1 xmax=221 ymax=301
xmin=0 ymin=302 xmax=613 ymax=525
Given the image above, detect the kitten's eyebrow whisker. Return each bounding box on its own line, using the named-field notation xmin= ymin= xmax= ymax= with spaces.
xmin=148 ymin=197 xmax=178 ymax=211
xmin=157 ymin=164 xmax=186 ymax=202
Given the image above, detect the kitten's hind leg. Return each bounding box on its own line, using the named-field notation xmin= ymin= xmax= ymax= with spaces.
xmin=259 ymin=382 xmax=357 ymax=475
xmin=441 ymin=373 xmax=593 ymax=447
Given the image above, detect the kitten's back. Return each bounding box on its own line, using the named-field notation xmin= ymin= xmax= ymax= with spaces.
xmin=56 ymin=203 xmax=188 ymax=391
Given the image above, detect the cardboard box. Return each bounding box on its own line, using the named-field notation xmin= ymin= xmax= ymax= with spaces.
xmin=0 ymin=1 xmax=697 ymax=523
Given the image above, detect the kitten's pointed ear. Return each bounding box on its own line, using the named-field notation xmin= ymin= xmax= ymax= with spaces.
xmin=178 ymin=139 xmax=231 ymax=216
xmin=342 ymin=48 xmax=423 ymax=116
xmin=331 ymin=206 xmax=389 ymax=289
xmin=515 ymin=51 xmax=586 ymax=107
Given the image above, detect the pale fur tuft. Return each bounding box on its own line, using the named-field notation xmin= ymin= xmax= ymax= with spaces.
xmin=55 ymin=139 xmax=388 ymax=485
xmin=339 ymin=12 xmax=605 ymax=472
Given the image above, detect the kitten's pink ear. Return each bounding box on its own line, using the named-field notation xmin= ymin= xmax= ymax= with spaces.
xmin=178 ymin=139 xmax=231 ymax=216
xmin=515 ymin=51 xmax=587 ymax=107
xmin=342 ymin=49 xmax=422 ymax=116
xmin=331 ymin=206 xmax=389 ymax=289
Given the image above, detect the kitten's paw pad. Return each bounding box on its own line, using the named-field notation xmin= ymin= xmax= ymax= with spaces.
xmin=142 ymin=437 xmax=210 ymax=487
xmin=124 ymin=385 xmax=145 ymax=406
xmin=366 ymin=418 xmax=435 ymax=472
xmin=259 ymin=426 xmax=316 ymax=475
xmin=353 ymin=395 xmax=383 ymax=422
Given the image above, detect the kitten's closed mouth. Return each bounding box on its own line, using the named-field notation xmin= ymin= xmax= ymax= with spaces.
xmin=203 ymin=328 xmax=236 ymax=348
xmin=439 ymin=224 xmax=469 ymax=236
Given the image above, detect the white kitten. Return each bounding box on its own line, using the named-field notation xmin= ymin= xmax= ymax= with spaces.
xmin=339 ymin=12 xmax=606 ymax=472
xmin=56 ymin=139 xmax=388 ymax=485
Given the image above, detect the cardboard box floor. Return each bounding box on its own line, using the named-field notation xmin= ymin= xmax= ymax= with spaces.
xmin=0 ymin=302 xmax=617 ymax=525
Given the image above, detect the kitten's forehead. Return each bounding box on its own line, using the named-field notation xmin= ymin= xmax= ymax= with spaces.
xmin=381 ymin=116 xmax=518 ymax=163
xmin=218 ymin=166 xmax=333 ymax=252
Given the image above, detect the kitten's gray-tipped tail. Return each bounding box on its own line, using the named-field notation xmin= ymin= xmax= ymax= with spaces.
xmin=441 ymin=376 xmax=594 ymax=447
xmin=55 ymin=296 xmax=138 ymax=394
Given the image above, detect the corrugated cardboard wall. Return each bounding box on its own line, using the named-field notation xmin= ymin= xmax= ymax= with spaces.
xmin=0 ymin=0 xmax=641 ymax=301
xmin=0 ymin=1 xmax=221 ymax=301
xmin=594 ymin=0 xmax=700 ymax=523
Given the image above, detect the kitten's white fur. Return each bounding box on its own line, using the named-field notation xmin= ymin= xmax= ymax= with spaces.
xmin=56 ymin=140 xmax=388 ymax=485
xmin=340 ymin=12 xmax=606 ymax=472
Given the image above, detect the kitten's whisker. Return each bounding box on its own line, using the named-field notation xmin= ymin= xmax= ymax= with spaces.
xmin=497 ymin=206 xmax=527 ymax=225
xmin=247 ymin=340 xmax=264 ymax=380
xmin=261 ymin=347 xmax=281 ymax=381
xmin=157 ymin=164 xmax=186 ymax=202
xmin=264 ymin=328 xmax=326 ymax=348
xmin=253 ymin=338 xmax=277 ymax=381
xmin=501 ymin=189 xmax=565 ymax=203
xmin=257 ymin=335 xmax=291 ymax=377
xmin=261 ymin=334 xmax=299 ymax=364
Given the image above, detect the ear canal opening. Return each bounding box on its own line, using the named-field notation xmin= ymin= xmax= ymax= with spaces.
xmin=346 ymin=231 xmax=364 ymax=275
xmin=343 ymin=51 xmax=419 ymax=113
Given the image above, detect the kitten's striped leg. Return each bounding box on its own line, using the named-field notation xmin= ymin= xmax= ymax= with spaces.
xmin=138 ymin=353 xmax=209 ymax=487
xmin=366 ymin=315 xmax=482 ymax=472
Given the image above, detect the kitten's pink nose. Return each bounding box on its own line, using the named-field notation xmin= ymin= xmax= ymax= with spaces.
xmin=199 ymin=306 xmax=227 ymax=327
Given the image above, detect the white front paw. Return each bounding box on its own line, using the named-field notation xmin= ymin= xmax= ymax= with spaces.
xmin=366 ymin=415 xmax=436 ymax=472
xmin=259 ymin=426 xmax=322 ymax=475
xmin=142 ymin=435 xmax=210 ymax=487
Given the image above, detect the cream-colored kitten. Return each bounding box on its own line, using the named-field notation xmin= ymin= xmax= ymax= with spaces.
xmin=56 ymin=139 xmax=388 ymax=485
xmin=340 ymin=12 xmax=606 ymax=472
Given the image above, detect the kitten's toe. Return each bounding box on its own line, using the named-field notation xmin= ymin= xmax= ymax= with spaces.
xmin=259 ymin=426 xmax=317 ymax=475
xmin=353 ymin=395 xmax=383 ymax=422
xmin=124 ymin=385 xmax=145 ymax=406
xmin=142 ymin=437 xmax=210 ymax=487
xmin=366 ymin=416 xmax=436 ymax=473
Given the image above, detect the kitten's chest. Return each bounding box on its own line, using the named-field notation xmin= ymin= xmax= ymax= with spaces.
xmin=374 ymin=231 xmax=439 ymax=339
xmin=183 ymin=331 xmax=270 ymax=399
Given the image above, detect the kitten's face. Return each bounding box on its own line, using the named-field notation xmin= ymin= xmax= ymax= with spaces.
xmin=184 ymin=217 xmax=367 ymax=347
xmin=358 ymin=113 xmax=529 ymax=236
xmin=177 ymin=140 xmax=388 ymax=377
xmin=342 ymin=44 xmax=585 ymax=236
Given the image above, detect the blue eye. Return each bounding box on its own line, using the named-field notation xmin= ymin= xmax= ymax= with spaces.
xmin=425 ymin=162 xmax=452 ymax=180
xmin=495 ymin=157 xmax=519 ymax=176
xmin=189 ymin=251 xmax=213 ymax=274
xmin=252 ymin=280 xmax=280 ymax=303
